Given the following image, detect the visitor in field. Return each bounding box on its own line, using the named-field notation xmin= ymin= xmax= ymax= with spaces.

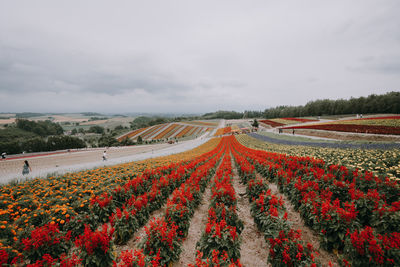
xmin=103 ymin=151 xmax=107 ymax=161
xmin=22 ymin=160 xmax=32 ymax=175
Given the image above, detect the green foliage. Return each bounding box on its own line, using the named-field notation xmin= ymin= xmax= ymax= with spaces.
xmin=263 ymin=91 xmax=400 ymax=118
xmin=89 ymin=117 xmax=108 ymax=121
xmin=15 ymin=112 xmax=45 ymax=118
xmin=98 ymin=134 xmax=119 ymax=147
xmin=114 ymin=125 xmax=125 ymax=131
xmin=252 ymin=119 xmax=259 ymax=128
xmin=46 ymin=136 xmax=86 ymax=151
xmin=0 ymin=127 xmax=37 ymax=142
xmin=0 ymin=135 xmax=85 ymax=154
xmin=202 ymin=110 xmax=243 ymax=120
xmin=87 ymin=126 xmax=105 ymax=134
xmin=80 ymin=112 xmax=104 ymax=116
xmin=16 ymin=119 xmax=64 ymax=136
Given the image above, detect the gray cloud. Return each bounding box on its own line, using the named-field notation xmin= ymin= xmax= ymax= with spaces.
xmin=0 ymin=0 xmax=399 ymax=113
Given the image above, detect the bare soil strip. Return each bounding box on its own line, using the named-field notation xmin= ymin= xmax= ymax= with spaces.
xmin=173 ymin=185 xmax=212 ymax=267
xmin=261 ymin=174 xmax=339 ymax=266
xmin=115 ymin=202 xmax=167 ymax=255
xmin=174 ymin=156 xmax=226 ymax=266
xmin=231 ymin=160 xmax=270 ymax=267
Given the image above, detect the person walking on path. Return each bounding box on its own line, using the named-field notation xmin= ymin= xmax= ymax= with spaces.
xmin=22 ymin=160 xmax=32 ymax=175
xmin=102 ymin=151 xmax=107 ymax=161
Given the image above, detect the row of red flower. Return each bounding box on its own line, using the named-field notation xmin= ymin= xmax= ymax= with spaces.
xmin=259 ymin=120 xmax=285 ymax=127
xmin=231 ymin=135 xmax=400 ymax=266
xmin=193 ymin=141 xmax=243 ymax=266
xmin=231 ymin=141 xmax=321 ymax=266
xmin=284 ymin=124 xmax=400 ymax=135
xmin=1 ymin=140 xmax=227 ymax=266
xmin=115 ymin=137 xmax=227 ymax=266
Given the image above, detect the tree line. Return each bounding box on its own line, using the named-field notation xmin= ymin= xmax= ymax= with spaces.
xmin=263 ymin=91 xmax=399 ymax=118
xmin=0 ymin=119 xmax=85 ymax=154
xmin=202 ymin=91 xmax=399 ymax=119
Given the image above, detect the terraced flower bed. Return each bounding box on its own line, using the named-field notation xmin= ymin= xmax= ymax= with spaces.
xmin=230 ymin=135 xmax=400 ymax=266
xmin=214 ymin=127 xmax=232 ymax=136
xmin=2 ymin=134 xmax=399 ymax=266
xmin=118 ymin=123 xmax=210 ymax=142
xmin=0 ymin=138 xmax=221 ymax=265
xmin=237 ymin=134 xmax=400 ymax=180
xmin=260 ymin=118 xmax=318 ymax=128
xmin=284 ymin=116 xmax=400 ymax=135
xmin=259 ymin=119 xmax=285 ymax=127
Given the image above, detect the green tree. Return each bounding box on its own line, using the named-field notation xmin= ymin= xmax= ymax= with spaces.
xmin=88 ymin=126 xmax=105 ymax=134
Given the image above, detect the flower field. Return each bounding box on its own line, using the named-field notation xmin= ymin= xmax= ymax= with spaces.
xmin=1 ymin=134 xmax=399 ymax=266
xmin=229 ymin=135 xmax=400 ymax=266
xmin=0 ymin=138 xmax=221 ymax=265
xmin=118 ymin=123 xmax=212 ymax=142
xmin=283 ymin=116 xmax=400 ymax=135
xmin=236 ymin=134 xmax=400 ymax=180
xmin=214 ymin=127 xmax=232 ymax=136
xmin=260 ymin=118 xmax=318 ymax=128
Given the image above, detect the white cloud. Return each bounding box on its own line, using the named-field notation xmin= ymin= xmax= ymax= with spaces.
xmin=0 ymin=0 xmax=399 ymax=113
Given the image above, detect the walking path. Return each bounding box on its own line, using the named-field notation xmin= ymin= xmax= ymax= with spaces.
xmin=0 ymin=133 xmax=211 ymax=184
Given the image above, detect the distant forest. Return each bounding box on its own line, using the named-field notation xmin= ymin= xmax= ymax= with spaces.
xmin=203 ymin=91 xmax=400 ymax=119
xmin=0 ymin=119 xmax=85 ymax=154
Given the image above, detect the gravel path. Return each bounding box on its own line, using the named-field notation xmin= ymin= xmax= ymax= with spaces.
xmin=248 ymin=132 xmax=400 ymax=150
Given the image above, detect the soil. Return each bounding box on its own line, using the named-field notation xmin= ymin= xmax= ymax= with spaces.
xmin=115 ymin=202 xmax=168 ymax=255
xmin=173 ymin=185 xmax=212 ymax=266
xmin=0 ymin=118 xmax=16 ymax=124
xmin=231 ymin=161 xmax=270 ymax=267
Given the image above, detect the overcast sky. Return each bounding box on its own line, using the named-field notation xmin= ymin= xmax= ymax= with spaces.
xmin=0 ymin=1 xmax=399 ymax=114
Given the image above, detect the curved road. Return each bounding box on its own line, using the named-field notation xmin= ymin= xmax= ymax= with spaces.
xmin=248 ymin=132 xmax=400 ymax=150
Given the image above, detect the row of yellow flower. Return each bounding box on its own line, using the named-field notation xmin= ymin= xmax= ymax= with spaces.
xmin=236 ymin=134 xmax=400 ymax=180
xmin=0 ymin=138 xmax=221 ymax=260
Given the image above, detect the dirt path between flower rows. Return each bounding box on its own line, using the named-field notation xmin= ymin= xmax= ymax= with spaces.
xmin=115 ymin=202 xmax=168 ymax=255
xmin=231 ymin=160 xmax=270 ymax=267
xmin=175 ymin=156 xmax=270 ymax=266
xmin=173 ymin=184 xmax=212 ymax=266
xmin=116 ymin=155 xmax=339 ymax=266
xmin=174 ymin=157 xmax=226 ymax=266
xmin=257 ymin=173 xmax=339 ymax=266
